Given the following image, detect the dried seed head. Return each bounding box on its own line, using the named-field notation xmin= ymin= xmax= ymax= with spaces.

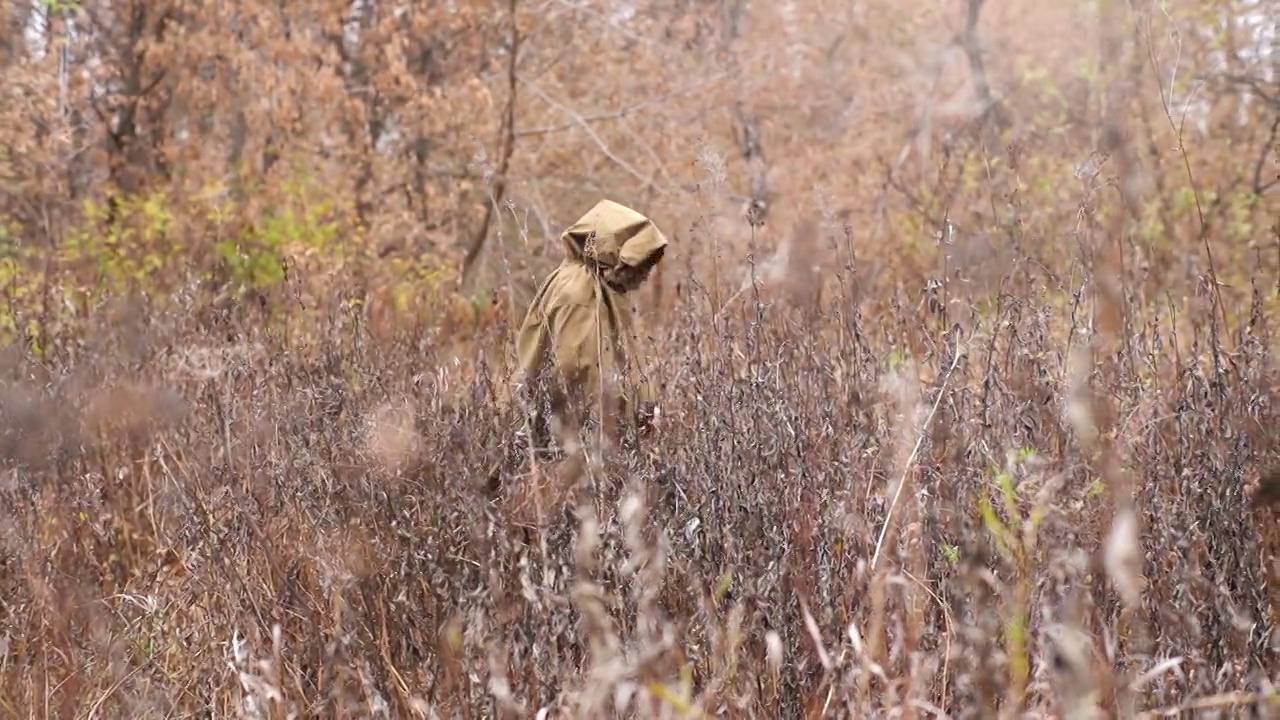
xmin=765 ymin=630 xmax=784 ymax=670
xmin=1105 ymin=508 xmax=1144 ymax=608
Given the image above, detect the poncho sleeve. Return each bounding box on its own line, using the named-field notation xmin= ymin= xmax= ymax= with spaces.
xmin=548 ymin=301 xmax=647 ymax=426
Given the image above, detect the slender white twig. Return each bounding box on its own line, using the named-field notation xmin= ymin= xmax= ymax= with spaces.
xmin=521 ymin=78 xmax=665 ymax=195
xmin=871 ymin=339 xmax=965 ymax=571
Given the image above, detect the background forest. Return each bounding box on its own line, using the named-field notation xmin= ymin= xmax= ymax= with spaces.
xmin=0 ymin=0 xmax=1277 ymax=717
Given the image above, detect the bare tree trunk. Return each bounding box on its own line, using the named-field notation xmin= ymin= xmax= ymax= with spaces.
xmin=0 ymin=0 xmax=32 ymax=69
xmin=83 ymin=0 xmax=175 ymax=210
xmin=459 ymin=0 xmax=521 ymax=290
xmin=961 ymin=0 xmax=995 ymax=122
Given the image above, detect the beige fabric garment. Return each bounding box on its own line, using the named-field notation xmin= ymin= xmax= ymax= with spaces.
xmin=513 ymin=199 xmax=668 ymax=444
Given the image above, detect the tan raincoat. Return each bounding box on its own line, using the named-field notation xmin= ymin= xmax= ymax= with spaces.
xmin=513 ymin=199 xmax=668 ymax=445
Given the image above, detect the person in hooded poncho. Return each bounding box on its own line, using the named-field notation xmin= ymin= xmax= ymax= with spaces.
xmin=512 ymin=199 xmax=668 ymax=454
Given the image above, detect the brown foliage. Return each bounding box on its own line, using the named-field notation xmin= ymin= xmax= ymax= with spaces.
xmin=0 ymin=0 xmax=1277 ymax=717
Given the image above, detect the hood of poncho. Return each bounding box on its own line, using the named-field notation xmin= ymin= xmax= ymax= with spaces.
xmin=558 ymin=199 xmax=668 ymax=269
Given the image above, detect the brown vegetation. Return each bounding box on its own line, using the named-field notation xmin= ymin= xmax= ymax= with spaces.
xmin=0 ymin=0 xmax=1277 ymax=717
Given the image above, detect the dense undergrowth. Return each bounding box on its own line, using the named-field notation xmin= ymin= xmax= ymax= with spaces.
xmin=0 ymin=188 xmax=1275 ymax=717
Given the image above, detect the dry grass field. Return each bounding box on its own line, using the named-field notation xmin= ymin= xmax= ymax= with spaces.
xmin=1 ymin=0 xmax=1277 ymax=717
